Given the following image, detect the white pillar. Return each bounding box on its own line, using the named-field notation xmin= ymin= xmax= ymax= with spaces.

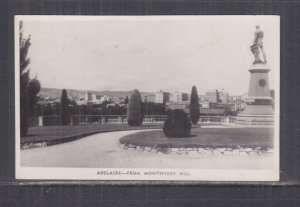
xmin=70 ymin=116 xmax=74 ymax=125
xmin=38 ymin=116 xmax=43 ymax=127
xmin=118 ymin=116 xmax=122 ymax=123
xmin=226 ymin=116 xmax=230 ymax=123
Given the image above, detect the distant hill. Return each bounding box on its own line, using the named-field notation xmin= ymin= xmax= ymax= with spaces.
xmin=39 ymin=88 xmax=154 ymax=99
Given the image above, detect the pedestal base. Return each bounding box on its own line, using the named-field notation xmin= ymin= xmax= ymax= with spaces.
xmin=236 ymin=105 xmax=274 ymax=126
xmin=236 ymin=63 xmax=274 ymax=127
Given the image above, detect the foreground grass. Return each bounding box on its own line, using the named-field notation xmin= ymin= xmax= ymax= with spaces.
xmin=21 ymin=123 xmax=163 ymax=145
xmin=120 ymin=127 xmax=274 ymax=149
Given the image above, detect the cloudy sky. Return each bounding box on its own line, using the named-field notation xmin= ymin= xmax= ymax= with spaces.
xmin=18 ymin=16 xmax=279 ymax=95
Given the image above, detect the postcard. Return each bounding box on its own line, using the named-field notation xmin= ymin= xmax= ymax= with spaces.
xmin=15 ymin=15 xmax=280 ymax=181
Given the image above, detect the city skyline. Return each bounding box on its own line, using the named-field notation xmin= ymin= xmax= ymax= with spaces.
xmin=39 ymin=86 xmax=247 ymax=98
xmin=20 ymin=16 xmax=279 ymax=95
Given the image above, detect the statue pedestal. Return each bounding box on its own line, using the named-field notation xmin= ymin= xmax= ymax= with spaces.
xmin=236 ymin=63 xmax=274 ymax=126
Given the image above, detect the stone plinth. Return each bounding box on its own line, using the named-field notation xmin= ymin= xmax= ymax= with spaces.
xmin=236 ymin=63 xmax=274 ymax=126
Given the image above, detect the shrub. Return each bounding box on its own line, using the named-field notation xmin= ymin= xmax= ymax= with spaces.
xmin=127 ymin=89 xmax=144 ymax=126
xmin=163 ymin=109 xmax=191 ymax=138
xmin=190 ymin=86 xmax=200 ymax=124
xmin=60 ymin=89 xmax=70 ymax=125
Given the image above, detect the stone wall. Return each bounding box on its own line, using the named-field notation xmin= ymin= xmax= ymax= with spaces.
xmin=119 ymin=143 xmax=273 ymax=156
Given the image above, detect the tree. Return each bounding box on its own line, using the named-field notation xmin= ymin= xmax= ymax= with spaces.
xmin=20 ymin=21 xmax=31 ymax=136
xmin=190 ymin=86 xmax=200 ymax=124
xmin=60 ymin=89 xmax=70 ymax=125
xmin=28 ymin=77 xmax=41 ymax=119
xmin=124 ymin=96 xmax=129 ymax=104
xmin=142 ymin=102 xmax=166 ymax=115
xmin=19 ymin=22 xmax=41 ymax=136
xmin=127 ymin=89 xmax=144 ymax=126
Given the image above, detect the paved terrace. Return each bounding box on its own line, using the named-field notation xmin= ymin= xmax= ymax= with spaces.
xmin=21 ymin=129 xmax=274 ymax=170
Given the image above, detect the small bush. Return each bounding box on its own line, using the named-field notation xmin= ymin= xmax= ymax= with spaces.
xmin=163 ymin=109 xmax=191 ymax=138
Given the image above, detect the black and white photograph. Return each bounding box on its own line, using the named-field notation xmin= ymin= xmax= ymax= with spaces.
xmin=15 ymin=15 xmax=279 ymax=181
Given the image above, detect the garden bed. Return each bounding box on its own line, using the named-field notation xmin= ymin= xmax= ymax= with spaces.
xmin=119 ymin=127 xmax=274 ymax=150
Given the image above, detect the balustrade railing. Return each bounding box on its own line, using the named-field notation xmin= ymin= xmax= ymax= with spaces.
xmin=200 ymin=116 xmax=236 ymax=123
xmin=31 ymin=115 xmax=237 ymax=127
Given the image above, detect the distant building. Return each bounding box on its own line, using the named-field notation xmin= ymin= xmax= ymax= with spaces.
xmin=182 ymin=93 xmax=189 ymax=101
xmin=165 ymin=101 xmax=225 ymax=116
xmin=84 ymin=92 xmax=96 ymax=101
xmin=165 ymin=101 xmax=190 ymax=113
xmin=218 ymin=89 xmax=229 ymax=104
xmin=76 ymin=100 xmax=86 ymax=105
xmin=199 ymin=100 xmax=218 ymax=109
xmin=111 ymin=96 xmax=125 ymax=104
xmin=229 ymin=96 xmax=247 ymax=111
xmin=100 ymin=95 xmax=111 ymax=102
xmin=236 ymin=99 xmax=246 ymax=111
xmin=199 ymin=100 xmax=209 ymax=108
xmin=199 ymin=90 xmax=218 ymax=103
xmin=199 ymin=100 xmax=210 ymax=108
xmin=118 ymin=96 xmax=126 ymax=103
xmin=155 ymin=90 xmax=170 ymax=104
xmin=77 ymin=92 xmax=103 ymax=105
xmin=241 ymin=93 xmax=248 ymax=101
xmin=170 ymin=91 xmax=182 ymax=102
xmin=144 ymin=94 xmax=156 ymax=103
xmin=187 ymin=94 xmax=191 ymax=102
xmin=199 ymin=89 xmax=229 ymax=104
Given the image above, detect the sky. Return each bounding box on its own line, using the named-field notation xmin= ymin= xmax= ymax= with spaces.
xmin=18 ymin=16 xmax=280 ymax=95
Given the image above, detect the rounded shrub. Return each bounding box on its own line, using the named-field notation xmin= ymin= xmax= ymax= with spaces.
xmin=163 ymin=109 xmax=191 ymax=138
xmin=127 ymin=89 xmax=144 ymax=126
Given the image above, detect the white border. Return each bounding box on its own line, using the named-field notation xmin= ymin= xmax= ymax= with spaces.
xmin=15 ymin=15 xmax=280 ymax=181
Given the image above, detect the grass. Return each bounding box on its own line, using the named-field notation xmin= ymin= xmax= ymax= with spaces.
xmin=21 ymin=123 xmax=163 ymax=146
xmin=119 ymin=127 xmax=274 ymax=149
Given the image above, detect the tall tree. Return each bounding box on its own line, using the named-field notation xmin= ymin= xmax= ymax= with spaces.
xmin=28 ymin=77 xmax=41 ymax=119
xmin=20 ymin=21 xmax=31 ymax=136
xmin=20 ymin=22 xmax=41 ymax=136
xmin=190 ymin=86 xmax=200 ymax=124
xmin=61 ymin=89 xmax=70 ymax=125
xmin=127 ymin=89 xmax=144 ymax=126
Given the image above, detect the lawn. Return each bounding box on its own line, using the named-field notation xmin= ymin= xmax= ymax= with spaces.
xmin=21 ymin=123 xmax=163 ymax=146
xmin=119 ymin=127 xmax=274 ymax=149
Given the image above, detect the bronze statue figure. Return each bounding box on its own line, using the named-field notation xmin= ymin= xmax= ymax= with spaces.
xmin=250 ymin=25 xmax=267 ymax=64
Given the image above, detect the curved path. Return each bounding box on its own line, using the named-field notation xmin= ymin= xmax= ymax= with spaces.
xmin=21 ymin=129 xmax=273 ymax=170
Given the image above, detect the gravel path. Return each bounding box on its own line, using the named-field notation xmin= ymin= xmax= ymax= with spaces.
xmin=21 ymin=129 xmax=274 ymax=170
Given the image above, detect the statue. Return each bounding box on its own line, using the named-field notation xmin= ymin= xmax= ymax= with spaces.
xmin=250 ymin=25 xmax=267 ymax=64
